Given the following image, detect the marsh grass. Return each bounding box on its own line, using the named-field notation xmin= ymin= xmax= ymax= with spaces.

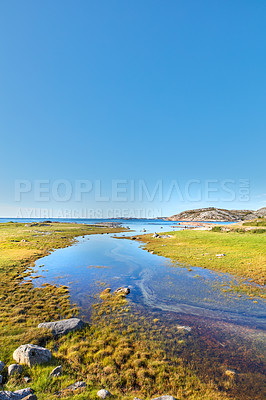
xmin=0 ymin=222 xmax=263 ymax=399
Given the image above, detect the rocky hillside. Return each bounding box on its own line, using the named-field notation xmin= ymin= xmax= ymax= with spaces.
xmin=166 ymin=207 xmax=266 ymax=221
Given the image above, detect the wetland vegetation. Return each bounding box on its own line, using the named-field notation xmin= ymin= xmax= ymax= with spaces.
xmin=0 ymin=221 xmax=265 ymax=400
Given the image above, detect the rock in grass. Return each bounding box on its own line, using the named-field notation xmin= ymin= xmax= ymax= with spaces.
xmin=54 ymin=381 xmax=87 ymax=395
xmin=23 ymin=395 xmax=37 ymax=400
xmin=0 ymin=362 xmax=5 ymax=372
xmin=0 ymin=388 xmax=34 ymax=400
xmin=38 ymin=318 xmax=84 ymax=336
xmin=50 ymin=365 xmax=62 ymax=377
xmin=24 ymin=376 xmax=31 ymax=383
xmin=151 ymin=396 xmax=177 ymax=400
xmin=8 ymin=364 xmax=23 ymax=376
xmin=97 ymin=389 xmax=112 ymax=399
xmin=13 ymin=344 xmax=51 ymax=367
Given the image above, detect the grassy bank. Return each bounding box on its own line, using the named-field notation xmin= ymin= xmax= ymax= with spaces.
xmin=0 ymin=222 xmax=238 ymax=400
xmin=138 ymin=229 xmax=266 ymax=297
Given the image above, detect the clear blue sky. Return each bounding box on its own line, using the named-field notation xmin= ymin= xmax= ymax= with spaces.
xmin=0 ymin=1 xmax=265 ymax=218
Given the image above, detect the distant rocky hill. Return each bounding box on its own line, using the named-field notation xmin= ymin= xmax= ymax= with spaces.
xmin=166 ymin=207 xmax=266 ymax=222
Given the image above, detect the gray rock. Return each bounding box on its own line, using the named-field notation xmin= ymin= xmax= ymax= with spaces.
xmin=151 ymin=396 xmax=177 ymax=400
xmin=38 ymin=318 xmax=84 ymax=336
xmin=97 ymin=389 xmax=112 ymax=399
xmin=64 ymin=381 xmax=87 ymax=392
xmin=0 ymin=388 xmax=33 ymax=400
xmin=53 ymin=381 xmax=87 ymax=396
xmin=8 ymin=364 xmax=23 ymax=376
xmin=0 ymin=375 xmax=2 ymax=385
xmin=50 ymin=365 xmax=62 ymax=377
xmin=24 ymin=377 xmax=31 ymax=384
xmin=13 ymin=344 xmax=51 ymax=367
xmin=22 ymin=395 xmax=37 ymax=400
xmin=216 ymin=253 xmax=226 ymax=257
xmin=114 ymin=287 xmax=130 ymax=296
xmin=153 ymin=233 xmax=159 ymax=238
xmin=0 ymin=362 xmax=5 ymax=372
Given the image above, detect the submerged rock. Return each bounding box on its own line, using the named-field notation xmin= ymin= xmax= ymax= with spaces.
xmin=13 ymin=344 xmax=51 ymax=367
xmin=97 ymin=389 xmax=112 ymax=399
xmin=38 ymin=318 xmax=85 ymax=336
xmin=0 ymin=388 xmax=34 ymax=400
xmin=8 ymin=364 xmax=23 ymax=376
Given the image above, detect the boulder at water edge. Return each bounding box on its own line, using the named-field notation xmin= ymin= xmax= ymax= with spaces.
xmin=114 ymin=287 xmax=130 ymax=296
xmin=38 ymin=318 xmax=84 ymax=336
xmin=13 ymin=344 xmax=51 ymax=367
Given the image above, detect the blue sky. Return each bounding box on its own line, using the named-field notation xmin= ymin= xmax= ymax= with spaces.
xmin=0 ymin=0 xmax=265 ymax=218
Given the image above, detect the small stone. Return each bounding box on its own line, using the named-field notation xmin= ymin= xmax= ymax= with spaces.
xmin=24 ymin=376 xmax=31 ymax=383
xmin=114 ymin=287 xmax=130 ymax=296
xmin=8 ymin=364 xmax=23 ymax=376
xmin=50 ymin=365 xmax=62 ymax=377
xmin=65 ymin=381 xmax=86 ymax=391
xmin=151 ymin=396 xmax=177 ymax=400
xmin=53 ymin=381 xmax=87 ymax=396
xmin=0 ymin=362 xmax=5 ymax=372
xmin=225 ymin=369 xmax=236 ymax=378
xmin=97 ymin=389 xmax=112 ymax=399
xmin=216 ymin=253 xmax=226 ymax=257
xmin=176 ymin=325 xmax=192 ymax=332
xmin=0 ymin=375 xmax=2 ymax=384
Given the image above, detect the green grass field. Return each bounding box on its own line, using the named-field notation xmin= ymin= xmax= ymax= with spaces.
xmin=139 ymin=229 xmax=266 ymax=297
